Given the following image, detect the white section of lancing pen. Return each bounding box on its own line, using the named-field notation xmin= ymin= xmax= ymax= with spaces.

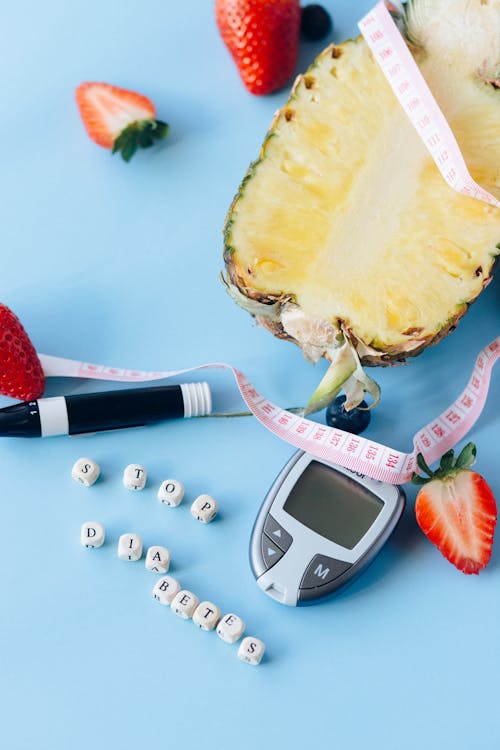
xmin=38 ymin=397 xmax=69 ymax=437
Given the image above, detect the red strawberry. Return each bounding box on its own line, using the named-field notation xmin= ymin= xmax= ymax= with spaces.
xmin=0 ymin=305 xmax=45 ymax=401
xmin=75 ymin=83 xmax=169 ymax=162
xmin=215 ymin=0 xmax=301 ymax=95
xmin=412 ymin=443 xmax=497 ymax=574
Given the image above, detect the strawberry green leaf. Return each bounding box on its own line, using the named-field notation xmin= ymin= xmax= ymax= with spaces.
xmin=455 ymin=442 xmax=477 ymax=470
xmin=152 ymin=121 xmax=169 ymax=140
xmin=416 ymin=452 xmax=434 ymax=478
xmin=112 ymin=119 xmax=170 ymax=162
xmin=411 ymin=472 xmax=429 ymax=486
xmin=439 ymin=449 xmax=456 ymax=473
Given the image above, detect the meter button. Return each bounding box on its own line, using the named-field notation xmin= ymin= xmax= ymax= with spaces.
xmin=264 ymin=515 xmax=293 ymax=552
xmin=261 ymin=536 xmax=285 ymax=569
xmin=300 ymin=555 xmax=352 ymax=589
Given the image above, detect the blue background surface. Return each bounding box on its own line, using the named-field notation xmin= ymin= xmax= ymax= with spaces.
xmin=1 ymin=1 xmax=500 ymax=748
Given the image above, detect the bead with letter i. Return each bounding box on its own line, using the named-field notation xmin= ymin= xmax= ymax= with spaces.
xmin=118 ymin=533 xmax=143 ymax=561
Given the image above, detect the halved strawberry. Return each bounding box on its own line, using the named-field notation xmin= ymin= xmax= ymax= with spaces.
xmin=412 ymin=443 xmax=497 ymax=574
xmin=75 ymin=82 xmax=169 ymax=162
xmin=0 ymin=304 xmax=45 ymax=401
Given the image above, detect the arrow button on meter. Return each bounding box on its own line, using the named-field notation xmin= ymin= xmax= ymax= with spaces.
xmin=261 ymin=535 xmax=285 ymax=570
xmin=264 ymin=515 xmax=293 ymax=552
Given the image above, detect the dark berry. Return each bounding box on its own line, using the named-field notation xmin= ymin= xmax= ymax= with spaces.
xmin=325 ymin=395 xmax=371 ymax=434
xmin=301 ymin=4 xmax=333 ymax=42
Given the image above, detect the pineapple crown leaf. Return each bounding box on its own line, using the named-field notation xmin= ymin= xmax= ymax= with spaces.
xmin=112 ymin=119 xmax=169 ymax=162
xmin=411 ymin=442 xmax=477 ymax=484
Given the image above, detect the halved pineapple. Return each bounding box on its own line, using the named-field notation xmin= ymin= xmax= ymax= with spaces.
xmin=222 ymin=0 xmax=500 ymax=412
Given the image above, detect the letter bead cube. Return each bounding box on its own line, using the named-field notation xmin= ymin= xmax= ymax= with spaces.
xmin=171 ymin=590 xmax=199 ymax=619
xmin=152 ymin=576 xmax=180 ymax=605
xmin=190 ymin=494 xmax=218 ymax=524
xmin=145 ymin=545 xmax=170 ymax=574
xmin=157 ymin=479 xmax=184 ymax=507
xmin=118 ymin=533 xmax=143 ymax=561
xmin=216 ymin=613 xmax=245 ymax=644
xmin=238 ymin=637 xmax=265 ymax=666
xmin=80 ymin=521 xmax=105 ymax=548
xmin=193 ymin=601 xmax=221 ymax=631
xmin=71 ymin=457 xmax=100 ymax=486
xmin=123 ymin=464 xmax=147 ymax=491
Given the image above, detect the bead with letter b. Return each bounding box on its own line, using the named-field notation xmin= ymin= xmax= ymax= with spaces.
xmin=152 ymin=576 xmax=180 ymax=605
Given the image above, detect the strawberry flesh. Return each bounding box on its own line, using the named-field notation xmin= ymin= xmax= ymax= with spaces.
xmin=75 ymin=83 xmax=168 ymax=161
xmin=0 ymin=305 xmax=45 ymax=401
xmin=414 ymin=459 xmax=497 ymax=574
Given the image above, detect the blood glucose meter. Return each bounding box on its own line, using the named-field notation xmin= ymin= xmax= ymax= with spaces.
xmin=250 ymin=450 xmax=405 ymax=606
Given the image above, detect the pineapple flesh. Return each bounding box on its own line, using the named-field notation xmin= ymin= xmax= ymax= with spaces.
xmin=223 ymin=0 xmax=500 ymax=413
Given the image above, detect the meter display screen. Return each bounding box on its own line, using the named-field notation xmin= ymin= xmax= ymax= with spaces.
xmin=283 ymin=461 xmax=384 ymax=549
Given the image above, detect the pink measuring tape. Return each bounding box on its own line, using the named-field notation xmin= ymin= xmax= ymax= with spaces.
xmin=39 ymin=338 xmax=500 ymax=485
xmin=38 ymin=2 xmax=500 ymax=485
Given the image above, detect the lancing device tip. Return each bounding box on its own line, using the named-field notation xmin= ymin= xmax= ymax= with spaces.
xmin=0 ymin=382 xmax=212 ymax=437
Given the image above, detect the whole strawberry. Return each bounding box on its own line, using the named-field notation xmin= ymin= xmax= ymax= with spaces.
xmin=215 ymin=0 xmax=301 ymax=95
xmin=412 ymin=443 xmax=497 ymax=574
xmin=75 ymin=82 xmax=169 ymax=162
xmin=0 ymin=305 xmax=45 ymax=401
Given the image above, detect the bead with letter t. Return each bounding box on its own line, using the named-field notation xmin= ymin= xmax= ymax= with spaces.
xmin=193 ymin=601 xmax=221 ymax=631
xmin=123 ymin=464 xmax=147 ymax=491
